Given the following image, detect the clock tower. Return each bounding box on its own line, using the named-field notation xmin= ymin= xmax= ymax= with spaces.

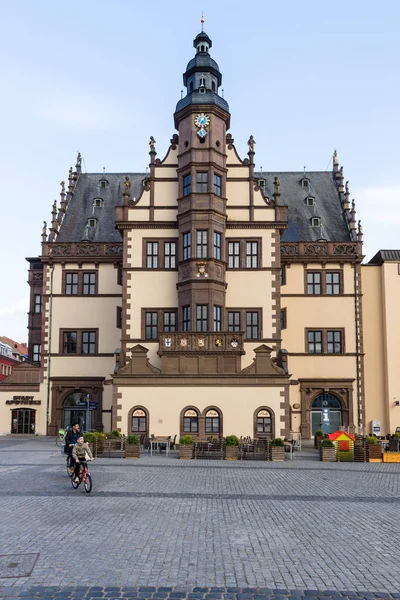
xmin=174 ymin=28 xmax=230 ymax=335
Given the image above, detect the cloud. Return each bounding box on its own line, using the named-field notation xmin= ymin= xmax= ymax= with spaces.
xmin=0 ymin=298 xmax=28 ymax=317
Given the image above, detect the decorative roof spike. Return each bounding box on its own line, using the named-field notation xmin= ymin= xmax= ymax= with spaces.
xmin=149 ymin=136 xmax=156 ymax=154
xmin=357 ymin=220 xmax=363 ymax=239
xmin=333 ymin=149 xmax=339 ymax=171
xmin=123 ymin=176 xmax=131 ymax=198
xmin=343 ymin=180 xmax=350 ymax=210
xmin=52 ymin=200 xmax=57 ymax=216
xmin=76 ymin=151 xmax=82 ymax=173
xmin=247 ymin=135 xmax=255 ymax=153
xmin=273 ymin=176 xmax=281 ymax=199
xmin=338 ymin=166 xmax=344 ymax=193
xmin=201 ymin=12 xmax=205 ymax=32
xmin=41 ymin=221 xmax=47 ymax=243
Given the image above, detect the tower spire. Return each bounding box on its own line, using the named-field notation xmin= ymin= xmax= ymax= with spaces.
xmin=201 ymin=12 xmax=205 ymax=32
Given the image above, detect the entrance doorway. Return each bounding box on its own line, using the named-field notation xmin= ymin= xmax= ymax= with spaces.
xmin=62 ymin=392 xmax=93 ymax=432
xmin=11 ymin=409 xmax=36 ymax=434
xmin=310 ymin=393 xmax=342 ymax=436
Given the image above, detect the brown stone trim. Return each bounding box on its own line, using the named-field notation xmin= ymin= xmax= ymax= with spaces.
xmin=225 ymin=237 xmax=262 ymax=269
xmin=51 ymin=294 xmax=122 ymax=298
xmin=180 ymin=405 xmax=201 ymax=438
xmin=141 ymin=237 xmax=179 ymax=269
xmin=226 ymin=222 xmax=287 ymax=230
xmin=281 ymin=294 xmax=356 ymax=298
xmin=61 ymin=269 xmax=99 ymax=296
xmin=50 ymin=353 xmax=114 ymax=357
xmin=354 ymin=263 xmax=366 ymax=431
xmin=270 ymin=230 xmax=281 ymax=347
xmin=304 ymin=268 xmax=344 ymax=295
xmin=140 ymin=308 xmax=178 ymax=341
xmin=0 ymin=384 xmax=40 ymax=392
xmin=122 ymin=229 xmax=132 ymax=354
xmin=281 ymin=242 xmax=361 ymax=263
xmin=116 ymin=222 xmax=178 ymax=230
xmin=304 ymin=328 xmax=346 ymax=354
xmin=280 ymin=387 xmax=291 ymax=438
xmin=289 ymin=352 xmax=360 ymax=357
xmin=299 ymin=379 xmax=354 ymax=439
xmin=127 ymin=405 xmax=149 ymax=438
xmin=49 ymin=376 xmax=104 ymax=435
xmin=111 ymin=389 xmax=122 ymax=431
xmin=226 ymin=307 xmax=263 ymax=341
xmin=113 ymin=375 xmax=289 ymax=386
xmin=280 ymin=308 xmax=287 ymax=330
xmin=253 ymin=405 xmax=276 ymax=439
xmin=58 ymin=328 xmax=99 ymax=355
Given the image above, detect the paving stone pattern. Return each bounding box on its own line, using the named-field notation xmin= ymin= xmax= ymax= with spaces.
xmin=0 ymin=438 xmax=400 ymax=599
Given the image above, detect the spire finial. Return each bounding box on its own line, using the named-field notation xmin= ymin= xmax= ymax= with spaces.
xmin=201 ymin=12 xmax=205 ymax=32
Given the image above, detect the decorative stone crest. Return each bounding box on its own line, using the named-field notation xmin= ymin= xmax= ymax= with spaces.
xmin=196 ymin=261 xmax=208 ymax=278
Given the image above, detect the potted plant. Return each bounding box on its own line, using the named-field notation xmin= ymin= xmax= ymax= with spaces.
xmin=314 ymin=430 xmax=324 ymax=449
xmin=224 ymin=435 xmax=239 ymax=460
xmin=179 ymin=435 xmax=193 ymax=460
xmin=125 ymin=434 xmax=140 ymax=458
xmin=320 ymin=439 xmax=336 ymax=462
xmin=270 ymin=438 xmax=285 ymax=461
xmin=366 ymin=435 xmax=382 ymax=462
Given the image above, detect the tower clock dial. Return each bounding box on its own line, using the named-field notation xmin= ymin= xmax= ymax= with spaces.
xmin=195 ymin=114 xmax=210 ymax=128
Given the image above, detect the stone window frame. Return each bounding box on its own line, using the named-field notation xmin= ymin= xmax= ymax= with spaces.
xmin=253 ymin=406 xmax=275 ymax=439
xmin=226 ymin=308 xmax=263 ymax=340
xmin=226 ymin=238 xmax=262 ymax=270
xmin=180 ymin=406 xmax=201 ymax=437
xmin=32 ymin=344 xmax=41 ymax=362
xmin=196 ymin=230 xmax=208 ymax=258
xmin=182 ymin=232 xmax=191 ymax=261
xmin=141 ymin=308 xmax=178 ymax=340
xmin=127 ymin=405 xmax=149 ymax=439
xmin=305 ymin=328 xmax=345 ymax=355
xmin=183 ymin=173 xmax=191 ymax=196
xmin=62 ymin=270 xmax=99 ymax=296
xmin=116 ymin=306 xmax=122 ymax=329
xmin=196 ymin=171 xmax=208 ymax=193
xmin=59 ymin=328 xmax=99 ymax=355
xmin=305 ymin=269 xmax=343 ymax=295
xmin=203 ymin=406 xmax=223 ymax=436
xmin=196 ymin=304 xmax=208 ymax=332
xmin=280 ymin=307 xmax=287 ymax=330
xmin=142 ymin=238 xmax=179 ymax=270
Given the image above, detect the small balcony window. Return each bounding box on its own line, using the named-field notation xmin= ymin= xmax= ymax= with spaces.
xmin=311 ymin=217 xmax=321 ymax=227
xmin=306 ymin=197 xmax=315 ymax=206
xmin=88 ymin=218 xmax=98 ymax=228
xmin=93 ymin=198 xmax=104 ymax=208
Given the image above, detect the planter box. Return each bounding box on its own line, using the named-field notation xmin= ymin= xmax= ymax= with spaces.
xmin=270 ymin=446 xmax=285 ymax=461
xmin=383 ymin=452 xmax=400 ymax=463
xmin=314 ymin=435 xmax=323 ymax=449
xmin=225 ymin=446 xmax=239 ymax=461
xmin=125 ymin=444 xmax=140 ymax=459
xmin=179 ymin=445 xmax=193 ymax=460
xmin=321 ymin=447 xmax=336 ymax=462
xmin=367 ymin=444 xmax=382 ymax=462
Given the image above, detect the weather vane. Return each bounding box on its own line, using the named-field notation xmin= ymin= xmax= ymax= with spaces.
xmin=201 ymin=12 xmax=205 ymax=31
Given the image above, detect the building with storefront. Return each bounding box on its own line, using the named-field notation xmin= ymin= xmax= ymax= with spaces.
xmin=0 ymin=26 xmax=396 ymax=439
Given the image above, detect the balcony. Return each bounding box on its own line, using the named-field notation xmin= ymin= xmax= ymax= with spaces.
xmin=158 ymin=332 xmax=245 ymax=355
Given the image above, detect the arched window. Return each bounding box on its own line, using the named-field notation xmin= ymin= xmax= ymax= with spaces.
xmin=311 ymin=394 xmax=341 ymax=409
xmin=131 ymin=408 xmax=147 ymax=433
xmin=199 ymin=77 xmax=205 ymax=88
xmin=211 ymin=81 xmax=216 ymax=92
xmin=183 ymin=408 xmax=199 ymax=434
xmin=201 ymin=45 xmax=205 ymax=52
xmin=257 ymin=409 xmax=272 ymax=434
xmin=189 ymin=81 xmax=194 ymax=93
xmin=205 ymin=408 xmax=221 ymax=435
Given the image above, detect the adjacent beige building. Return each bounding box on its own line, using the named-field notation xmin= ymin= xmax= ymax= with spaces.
xmin=1 ymin=28 xmax=398 ymax=440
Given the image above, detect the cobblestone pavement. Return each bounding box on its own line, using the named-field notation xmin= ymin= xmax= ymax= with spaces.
xmin=0 ymin=437 xmax=400 ymax=599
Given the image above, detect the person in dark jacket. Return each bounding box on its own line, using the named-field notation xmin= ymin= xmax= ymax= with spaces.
xmin=65 ymin=423 xmax=81 ymax=472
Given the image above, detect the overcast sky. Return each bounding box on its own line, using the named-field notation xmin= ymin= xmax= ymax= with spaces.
xmin=1 ymin=0 xmax=399 ymax=342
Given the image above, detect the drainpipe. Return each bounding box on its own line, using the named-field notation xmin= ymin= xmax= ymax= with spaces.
xmin=46 ymin=264 xmax=55 ymax=436
xmin=354 ymin=263 xmax=361 ymax=433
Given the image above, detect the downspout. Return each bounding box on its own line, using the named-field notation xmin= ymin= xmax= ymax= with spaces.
xmin=354 ymin=263 xmax=361 ymax=433
xmin=46 ymin=264 xmax=55 ymax=435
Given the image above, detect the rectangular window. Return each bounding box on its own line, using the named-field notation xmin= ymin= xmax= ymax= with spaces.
xmin=183 ymin=174 xmax=191 ymax=196
xmin=164 ymin=241 xmax=176 ymax=269
xmin=213 ymin=232 xmax=221 ymax=260
xmin=82 ymin=272 xmax=96 ymax=295
xmin=183 ymin=232 xmax=191 ymax=260
xmin=196 ymin=172 xmax=208 ymax=192
xmin=146 ymin=242 xmax=159 ymax=268
xmin=63 ymin=331 xmax=77 ymax=354
xmin=163 ymin=311 xmax=176 ymax=332
xmin=32 ymin=344 xmax=41 ymax=362
xmin=280 ymin=309 xmax=287 ymax=330
xmin=205 ymin=417 xmax=220 ymax=434
xmin=81 ymin=331 xmax=97 ymax=354
xmin=228 ymin=311 xmax=241 ymax=332
xmin=246 ymin=241 xmax=259 ymax=268
xmin=145 ymin=312 xmax=158 ymax=340
xmin=65 ymin=273 xmax=79 ymax=295
xmin=326 ymin=272 xmax=341 ymax=295
xmin=34 ymin=294 xmax=42 ymax=314
xmin=117 ymin=267 xmax=123 ymax=286
xmin=213 ymin=306 xmax=222 ymax=332
xmin=307 ymin=272 xmax=322 ymax=295
xmin=228 ymin=242 xmax=240 ymax=268
xmin=280 ymin=266 xmax=286 ymax=286
xmin=184 ymin=417 xmax=198 ymax=433
xmin=183 ymin=306 xmax=191 ymax=332
xmin=116 ymin=306 xmax=122 ymax=329
xmin=327 ymin=330 xmax=343 ymax=354
xmin=196 ymin=230 xmax=208 ymax=258
xmin=308 ymin=330 xmax=322 ymax=354
xmin=246 ymin=312 xmax=259 ymax=339
xmin=214 ymin=174 xmax=222 ymax=196
xmin=196 ymin=305 xmax=208 ymax=332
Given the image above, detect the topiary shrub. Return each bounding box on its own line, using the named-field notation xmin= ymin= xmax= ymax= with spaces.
xmin=84 ymin=432 xmax=96 ymax=443
xmin=315 ymin=430 xmax=324 ymax=437
xmin=366 ymin=435 xmax=378 ymax=444
xmin=225 ymin=435 xmax=239 ymax=446
xmin=126 ymin=435 xmax=139 ymax=445
xmin=179 ymin=435 xmax=193 ymax=445
xmin=270 ymin=438 xmax=285 ymax=446
xmin=321 ymin=439 xmax=335 ymax=448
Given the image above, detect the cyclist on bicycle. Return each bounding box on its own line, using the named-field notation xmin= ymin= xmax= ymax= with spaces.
xmin=72 ymin=434 xmax=94 ymax=482
xmin=65 ymin=423 xmax=81 ymax=473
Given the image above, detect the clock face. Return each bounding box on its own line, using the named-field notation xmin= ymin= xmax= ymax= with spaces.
xmin=195 ymin=113 xmax=210 ymax=128
xmin=197 ymin=128 xmax=207 ymax=139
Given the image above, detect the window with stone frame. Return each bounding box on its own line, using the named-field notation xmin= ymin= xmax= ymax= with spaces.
xmin=306 ymin=272 xmax=322 ymax=295
xmin=145 ymin=312 xmax=158 ymax=340
xmin=183 ymin=232 xmax=191 ymax=260
xmin=62 ymin=331 xmax=77 ymax=354
xmin=183 ymin=409 xmax=199 ymax=433
xmin=116 ymin=306 xmax=122 ymax=329
xmin=306 ymin=328 xmax=345 ymax=354
xmin=205 ymin=409 xmax=220 ymax=434
xmin=196 ymin=305 xmax=208 ymax=332
xmin=81 ymin=331 xmax=97 ymax=354
xmin=228 ymin=311 xmax=241 ymax=332
xmin=327 ymin=330 xmax=343 ymax=354
xmin=280 ymin=266 xmax=286 ymax=286
xmin=280 ymin=308 xmax=287 ymax=330
xmin=214 ymin=174 xmax=222 ymax=196
xmin=32 ymin=344 xmax=41 ymax=362
xmin=163 ymin=311 xmax=177 ymax=332
xmin=164 ymin=241 xmax=176 ymax=269
xmin=183 ymin=306 xmax=191 ymax=332
xmin=213 ymin=231 xmax=222 ymax=260
xmin=326 ymin=272 xmax=341 ymax=295
xmin=34 ymin=294 xmax=42 ymax=313
xmin=246 ymin=311 xmax=259 ymax=339
xmin=196 ymin=230 xmax=208 ymax=258
xmin=213 ymin=306 xmax=222 ymax=332
xmin=228 ymin=241 xmax=240 ymax=268
xmin=146 ymin=242 xmax=159 ymax=268
xmin=65 ymin=272 xmax=79 ymax=295
xmin=183 ymin=174 xmax=191 ymax=196
xmin=82 ymin=272 xmax=97 ymax=295
xmin=246 ymin=241 xmax=259 ymax=268
xmin=196 ymin=172 xmax=208 ymax=192
xmin=256 ymin=409 xmax=272 ymax=434
xmin=131 ymin=409 xmax=147 ymax=433
xmin=307 ymin=330 xmax=323 ymax=354
xmin=306 ymin=271 xmax=342 ymax=295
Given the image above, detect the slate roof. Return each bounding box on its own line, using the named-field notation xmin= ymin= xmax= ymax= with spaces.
xmin=56 ymin=173 xmax=145 ymax=243
xmin=56 ymin=170 xmax=350 ymax=244
xmin=260 ymin=171 xmax=351 ymax=243
xmin=368 ymin=250 xmax=400 ymax=265
xmin=175 ymin=89 xmax=229 ymax=114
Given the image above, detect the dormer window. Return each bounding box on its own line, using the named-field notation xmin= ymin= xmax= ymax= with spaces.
xmin=211 ymin=81 xmax=216 ymax=92
xmin=306 ymin=196 xmax=315 ymax=206
xmin=99 ymin=178 xmax=109 ymax=189
xmin=93 ymin=198 xmax=104 ymax=208
xmin=199 ymin=77 xmax=205 ymax=88
xmin=311 ymin=217 xmax=321 ymax=227
xmin=88 ymin=218 xmax=98 ymax=228
xmin=302 ymin=178 xmax=310 ymax=189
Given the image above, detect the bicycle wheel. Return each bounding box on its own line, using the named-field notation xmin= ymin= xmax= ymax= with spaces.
xmin=66 ymin=455 xmax=74 ymax=477
xmin=71 ymin=476 xmax=79 ymax=489
xmin=84 ymin=474 xmax=92 ymax=493
xmin=56 ymin=435 xmax=63 ymax=447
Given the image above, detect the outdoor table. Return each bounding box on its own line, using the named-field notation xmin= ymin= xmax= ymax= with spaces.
xmin=150 ymin=437 xmax=170 ymax=457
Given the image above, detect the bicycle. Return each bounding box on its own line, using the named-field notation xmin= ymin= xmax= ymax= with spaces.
xmin=71 ymin=460 xmax=93 ymax=493
xmin=66 ymin=452 xmax=74 ymax=477
xmin=56 ymin=428 xmax=66 ymax=447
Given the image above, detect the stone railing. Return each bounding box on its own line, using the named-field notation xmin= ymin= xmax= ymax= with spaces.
xmin=280 ymin=242 xmax=360 ymax=261
xmin=158 ymin=332 xmax=244 ymax=353
xmin=42 ymin=242 xmax=123 ymax=260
